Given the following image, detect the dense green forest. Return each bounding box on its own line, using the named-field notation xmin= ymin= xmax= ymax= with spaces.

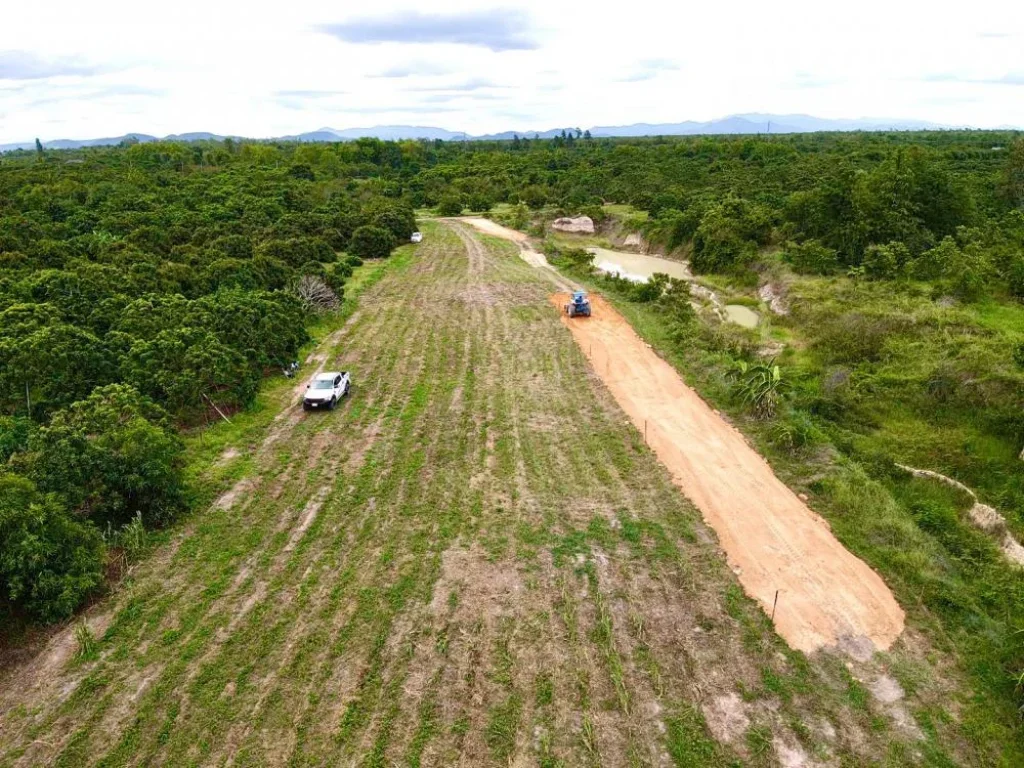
xmin=1 ymin=131 xmax=1022 ymax=739
xmin=0 ymin=141 xmax=417 ymax=623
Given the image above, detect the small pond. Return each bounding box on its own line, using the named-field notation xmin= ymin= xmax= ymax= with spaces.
xmin=587 ymin=247 xmax=759 ymax=328
xmin=587 ymin=247 xmax=693 ymax=282
xmin=724 ymin=304 xmax=760 ymax=328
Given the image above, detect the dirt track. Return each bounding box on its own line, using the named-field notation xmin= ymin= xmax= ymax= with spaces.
xmin=457 ymin=217 xmax=575 ymax=289
xmin=552 ymin=293 xmax=905 ymax=656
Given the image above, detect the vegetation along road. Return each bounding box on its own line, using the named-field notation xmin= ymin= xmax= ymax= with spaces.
xmin=0 ymin=220 xmax=1002 ymax=766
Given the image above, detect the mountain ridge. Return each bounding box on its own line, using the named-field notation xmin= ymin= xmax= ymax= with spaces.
xmin=1 ymin=114 xmax=1009 ymax=152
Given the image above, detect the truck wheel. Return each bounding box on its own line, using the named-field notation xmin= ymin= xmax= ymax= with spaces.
xmin=329 ymin=397 xmax=337 ymax=410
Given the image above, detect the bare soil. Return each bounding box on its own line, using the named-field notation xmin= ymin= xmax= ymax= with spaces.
xmin=551 ymin=293 xmax=905 ymax=656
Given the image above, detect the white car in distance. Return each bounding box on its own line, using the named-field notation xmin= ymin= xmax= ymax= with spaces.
xmin=410 ymin=231 xmax=423 ymax=243
xmin=303 ymin=371 xmax=350 ymax=411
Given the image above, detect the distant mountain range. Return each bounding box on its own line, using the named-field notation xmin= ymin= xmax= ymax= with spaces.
xmin=1 ymin=114 xmax=1007 ymax=152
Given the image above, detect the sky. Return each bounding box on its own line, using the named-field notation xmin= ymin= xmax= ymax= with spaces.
xmin=1 ymin=0 xmax=1022 ymax=143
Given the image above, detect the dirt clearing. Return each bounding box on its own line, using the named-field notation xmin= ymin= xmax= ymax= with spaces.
xmin=552 ymin=293 xmax=905 ymax=656
xmin=457 ymin=217 xmax=574 ymax=288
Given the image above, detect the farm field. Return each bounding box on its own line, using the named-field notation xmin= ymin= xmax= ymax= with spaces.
xmin=0 ymin=221 xmax=992 ymax=767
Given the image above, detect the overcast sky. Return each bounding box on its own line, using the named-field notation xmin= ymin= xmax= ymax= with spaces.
xmin=1 ymin=0 xmax=1022 ymax=142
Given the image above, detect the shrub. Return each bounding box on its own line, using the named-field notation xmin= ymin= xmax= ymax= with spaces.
xmin=436 ymin=196 xmax=465 ymax=217
xmin=507 ymin=202 xmax=530 ymax=230
xmin=862 ymin=241 xmax=911 ymax=279
xmin=348 ymin=225 xmax=396 ymax=260
xmin=557 ymin=247 xmax=595 ymax=270
xmin=767 ymin=409 xmax=821 ymax=451
xmin=731 ymin=359 xmax=788 ymax=418
xmin=1008 ymin=256 xmax=1024 ymax=300
xmin=0 ymin=323 xmax=117 ymax=416
xmin=467 ymin=193 xmax=495 ymax=213
xmin=812 ymin=312 xmax=909 ymax=364
xmin=784 ymin=240 xmax=840 ymax=275
xmin=20 ymin=385 xmax=186 ymax=527
xmin=0 ymin=416 xmax=35 ymax=463
xmin=258 ymin=237 xmax=335 ymax=268
xmin=913 ymin=236 xmax=993 ymax=299
xmin=369 ymin=202 xmax=416 ymax=241
xmin=291 ymin=275 xmax=340 ymax=313
xmin=0 ymin=474 xmax=105 ymax=623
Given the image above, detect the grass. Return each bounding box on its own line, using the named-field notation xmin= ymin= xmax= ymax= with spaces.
xmin=664 ymin=705 xmax=729 ymax=767
xmin=73 ymin=622 xmax=99 ymax=663
xmin=557 ymin=256 xmax=1024 ymax=765
xmin=0 ymin=221 xmax=1003 ymax=766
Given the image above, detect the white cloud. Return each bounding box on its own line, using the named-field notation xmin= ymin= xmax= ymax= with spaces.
xmin=0 ymin=0 xmax=1022 ymax=143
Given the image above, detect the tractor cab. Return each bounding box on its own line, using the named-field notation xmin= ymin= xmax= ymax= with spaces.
xmin=565 ymin=290 xmax=592 ymax=318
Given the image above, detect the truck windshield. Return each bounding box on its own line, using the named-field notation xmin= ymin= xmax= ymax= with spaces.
xmin=313 ymin=380 xmax=334 ymax=389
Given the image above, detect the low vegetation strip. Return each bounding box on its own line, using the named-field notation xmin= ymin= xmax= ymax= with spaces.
xmin=551 ymin=292 xmax=906 ymax=655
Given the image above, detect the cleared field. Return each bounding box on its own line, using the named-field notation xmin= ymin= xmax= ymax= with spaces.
xmin=0 ymin=222 xmax=979 ymax=766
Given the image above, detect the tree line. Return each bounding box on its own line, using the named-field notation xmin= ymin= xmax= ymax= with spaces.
xmin=2 ymin=128 xmax=1022 ymax=625
xmin=0 ymin=146 xmax=414 ymax=623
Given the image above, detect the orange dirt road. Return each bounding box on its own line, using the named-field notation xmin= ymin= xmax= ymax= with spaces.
xmin=553 ymin=293 xmax=905 ymax=656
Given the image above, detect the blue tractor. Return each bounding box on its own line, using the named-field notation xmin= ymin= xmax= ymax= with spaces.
xmin=564 ymin=290 xmax=592 ymax=318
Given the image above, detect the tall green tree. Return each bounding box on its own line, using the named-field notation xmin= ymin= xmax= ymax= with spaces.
xmin=19 ymin=384 xmax=186 ymax=527
xmin=0 ymin=474 xmax=106 ymax=623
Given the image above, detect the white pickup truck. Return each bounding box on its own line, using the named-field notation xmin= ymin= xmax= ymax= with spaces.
xmin=303 ymin=371 xmax=351 ymax=411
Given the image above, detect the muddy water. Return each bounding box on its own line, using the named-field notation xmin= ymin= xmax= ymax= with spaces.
xmin=724 ymin=304 xmax=759 ymax=328
xmin=587 ymin=247 xmax=692 ymax=283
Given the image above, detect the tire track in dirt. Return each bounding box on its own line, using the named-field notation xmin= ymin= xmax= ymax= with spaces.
xmin=82 ymin=305 xmax=415 ymax=765
xmin=206 ymin=262 xmax=447 ymax=765
xmin=152 ymin=251 xmax=440 ymax=764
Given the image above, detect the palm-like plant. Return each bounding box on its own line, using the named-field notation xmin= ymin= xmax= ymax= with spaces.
xmin=731 ymin=358 xmax=787 ymax=419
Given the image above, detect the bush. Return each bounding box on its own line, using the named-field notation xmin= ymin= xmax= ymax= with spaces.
xmin=812 ymin=312 xmax=909 ymax=364
xmin=862 ymin=241 xmax=911 ymax=279
xmin=0 ymin=416 xmax=35 ymax=463
xmin=467 ymin=193 xmax=495 ymax=213
xmin=912 ymin=236 xmax=993 ymax=300
xmin=368 ymin=202 xmax=416 ymax=241
xmin=1008 ymin=256 xmax=1024 ymax=300
xmin=784 ymin=240 xmax=839 ymax=275
xmin=767 ymin=409 xmax=820 ymax=452
xmin=436 ymin=196 xmax=465 ymax=217
xmin=0 ymin=323 xmax=117 ymax=416
xmin=0 ymin=474 xmax=106 ymax=623
xmin=20 ymin=384 xmax=186 ymax=527
xmin=348 ymin=225 xmax=396 ymax=260
xmin=258 ymin=237 xmax=335 ymax=268
xmin=292 ymin=275 xmax=340 ymax=313
xmin=730 ymin=359 xmax=788 ymax=419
